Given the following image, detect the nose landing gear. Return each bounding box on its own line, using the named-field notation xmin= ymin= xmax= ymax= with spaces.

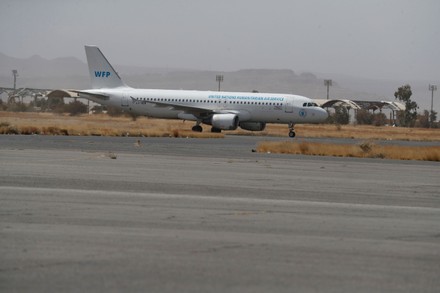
xmin=288 ymin=123 xmax=296 ymax=138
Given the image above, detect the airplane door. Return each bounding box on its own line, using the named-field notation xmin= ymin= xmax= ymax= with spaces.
xmin=121 ymin=93 xmax=129 ymax=107
xmin=285 ymin=102 xmax=293 ymax=113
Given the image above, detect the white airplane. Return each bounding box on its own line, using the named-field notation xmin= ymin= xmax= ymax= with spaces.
xmin=76 ymin=46 xmax=328 ymax=137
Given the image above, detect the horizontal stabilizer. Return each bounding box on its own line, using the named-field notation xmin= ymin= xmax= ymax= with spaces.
xmin=72 ymin=90 xmax=109 ymax=100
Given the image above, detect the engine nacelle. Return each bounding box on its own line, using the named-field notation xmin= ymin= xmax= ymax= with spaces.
xmin=207 ymin=114 xmax=239 ymax=130
xmin=239 ymin=122 xmax=266 ymax=131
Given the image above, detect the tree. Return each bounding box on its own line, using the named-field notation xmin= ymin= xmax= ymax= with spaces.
xmin=430 ymin=110 xmax=437 ymax=127
xmin=394 ymin=84 xmax=418 ymax=127
xmin=327 ymin=106 xmax=350 ymax=125
xmin=372 ymin=112 xmax=387 ymax=126
xmin=64 ymin=101 xmax=88 ymax=116
xmin=7 ymin=102 xmax=31 ymax=112
xmin=418 ymin=110 xmax=430 ymax=128
xmin=419 ymin=110 xmax=439 ymax=128
xmin=355 ymin=109 xmax=387 ymax=126
xmin=48 ymin=97 xmax=65 ymax=113
xmin=355 ymin=109 xmax=373 ymax=125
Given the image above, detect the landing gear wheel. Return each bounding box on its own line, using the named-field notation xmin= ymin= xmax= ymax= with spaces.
xmin=288 ymin=122 xmax=295 ymax=138
xmin=211 ymin=127 xmax=222 ymax=133
xmin=192 ymin=125 xmax=203 ymax=132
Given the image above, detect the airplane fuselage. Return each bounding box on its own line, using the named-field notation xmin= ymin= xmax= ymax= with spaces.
xmin=84 ymin=87 xmax=327 ymax=124
xmin=77 ymin=46 xmax=328 ymax=137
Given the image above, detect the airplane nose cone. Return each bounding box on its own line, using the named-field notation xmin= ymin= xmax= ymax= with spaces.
xmin=309 ymin=108 xmax=328 ymax=122
xmin=320 ymin=108 xmax=328 ymax=121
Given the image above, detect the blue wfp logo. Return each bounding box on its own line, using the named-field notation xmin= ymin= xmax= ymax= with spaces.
xmin=94 ymin=71 xmax=111 ymax=78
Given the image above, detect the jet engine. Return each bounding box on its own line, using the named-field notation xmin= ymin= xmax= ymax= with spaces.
xmin=206 ymin=114 xmax=239 ymax=130
xmin=239 ymin=122 xmax=266 ymax=131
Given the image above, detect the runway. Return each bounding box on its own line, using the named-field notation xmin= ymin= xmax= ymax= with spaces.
xmin=1 ymin=135 xmax=439 ymax=292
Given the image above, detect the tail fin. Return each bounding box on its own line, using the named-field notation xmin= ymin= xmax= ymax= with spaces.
xmin=85 ymin=45 xmax=127 ymax=89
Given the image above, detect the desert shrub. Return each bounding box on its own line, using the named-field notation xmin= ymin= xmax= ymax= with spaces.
xmin=125 ymin=111 xmax=139 ymax=121
xmin=64 ymin=101 xmax=88 ymax=116
xmin=107 ymin=106 xmax=124 ymax=117
xmin=356 ymin=109 xmax=373 ymax=125
xmin=0 ymin=126 xmax=19 ymax=134
xmin=0 ymin=100 xmax=7 ymax=111
xmin=42 ymin=126 xmax=61 ymax=135
xmin=425 ymin=152 xmax=440 ymax=161
xmin=359 ymin=141 xmax=374 ymax=154
xmin=416 ymin=110 xmax=431 ymax=128
xmin=47 ymin=97 xmax=65 ymax=111
xmin=19 ymin=126 xmax=40 ymax=135
xmin=372 ymin=113 xmax=387 ymax=126
xmin=7 ymin=102 xmax=31 ymax=112
xmin=326 ymin=107 xmax=350 ymax=125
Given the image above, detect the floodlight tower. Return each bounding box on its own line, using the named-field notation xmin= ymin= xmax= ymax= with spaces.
xmin=12 ymin=70 xmax=18 ymax=90
xmin=216 ymin=74 xmax=223 ymax=91
xmin=324 ymin=79 xmax=332 ymax=100
xmin=429 ymin=84 xmax=437 ymax=127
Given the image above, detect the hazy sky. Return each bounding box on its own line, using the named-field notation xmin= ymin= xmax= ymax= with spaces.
xmin=1 ymin=0 xmax=439 ymax=82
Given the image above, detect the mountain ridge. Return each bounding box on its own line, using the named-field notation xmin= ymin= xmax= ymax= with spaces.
xmin=0 ymin=51 xmax=436 ymax=112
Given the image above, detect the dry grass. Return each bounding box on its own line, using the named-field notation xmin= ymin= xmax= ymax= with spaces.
xmin=242 ymin=123 xmax=440 ymax=141
xmin=0 ymin=112 xmax=223 ymax=138
xmin=257 ymin=140 xmax=440 ymax=161
xmin=2 ymin=112 xmax=439 ymax=161
xmin=1 ymin=112 xmax=440 ymax=141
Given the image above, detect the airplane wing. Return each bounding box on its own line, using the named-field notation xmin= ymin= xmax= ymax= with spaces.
xmin=132 ymin=97 xmax=226 ymax=119
xmin=143 ymin=99 xmax=211 ymax=114
xmin=132 ymin=96 xmax=249 ymax=120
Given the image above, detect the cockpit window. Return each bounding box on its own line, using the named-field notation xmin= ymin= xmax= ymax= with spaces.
xmin=303 ymin=102 xmax=319 ymax=107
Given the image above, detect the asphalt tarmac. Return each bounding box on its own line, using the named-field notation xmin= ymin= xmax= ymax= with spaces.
xmin=1 ymin=135 xmax=439 ymax=292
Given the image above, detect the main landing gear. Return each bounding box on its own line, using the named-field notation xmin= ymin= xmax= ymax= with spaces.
xmin=288 ymin=123 xmax=296 ymax=138
xmin=211 ymin=127 xmax=221 ymax=133
xmin=192 ymin=124 xmax=203 ymax=132
xmin=191 ymin=122 xmax=222 ymax=133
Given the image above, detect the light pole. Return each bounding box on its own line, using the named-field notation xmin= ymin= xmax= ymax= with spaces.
xmin=429 ymin=84 xmax=437 ymax=127
xmin=216 ymin=75 xmax=223 ymax=91
xmin=324 ymin=79 xmax=332 ymax=100
xmin=12 ymin=70 xmax=18 ymax=90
